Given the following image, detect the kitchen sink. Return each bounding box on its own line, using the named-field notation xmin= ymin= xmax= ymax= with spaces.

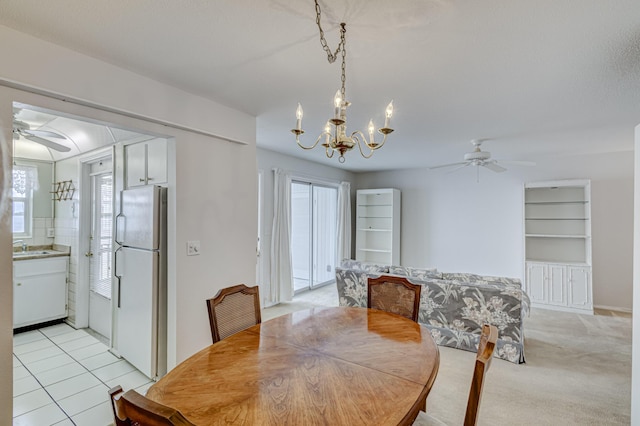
xmin=13 ymin=250 xmax=53 ymax=257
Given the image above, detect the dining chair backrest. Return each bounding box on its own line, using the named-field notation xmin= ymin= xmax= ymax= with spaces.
xmin=109 ymin=385 xmax=195 ymax=426
xmin=206 ymin=283 xmax=262 ymax=343
xmin=464 ymin=323 xmax=498 ymax=426
xmin=367 ymin=275 xmax=421 ymax=322
xmin=412 ymin=324 xmax=498 ymax=426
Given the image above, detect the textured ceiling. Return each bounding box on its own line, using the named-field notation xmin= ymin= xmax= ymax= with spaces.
xmin=1 ymin=0 xmax=639 ymax=171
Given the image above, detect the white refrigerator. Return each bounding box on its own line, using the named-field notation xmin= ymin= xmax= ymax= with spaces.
xmin=114 ymin=185 xmax=167 ymax=380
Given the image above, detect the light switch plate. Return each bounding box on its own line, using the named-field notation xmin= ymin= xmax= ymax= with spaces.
xmin=187 ymin=240 xmax=200 ymax=256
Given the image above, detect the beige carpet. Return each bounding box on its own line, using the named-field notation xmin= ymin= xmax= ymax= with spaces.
xmin=264 ymin=285 xmax=632 ymax=425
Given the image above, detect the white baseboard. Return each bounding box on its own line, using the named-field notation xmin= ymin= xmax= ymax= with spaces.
xmin=593 ymin=304 xmax=632 ymax=313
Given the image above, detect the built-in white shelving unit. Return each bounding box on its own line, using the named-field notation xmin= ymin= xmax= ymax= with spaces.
xmin=355 ymin=188 xmax=400 ymax=265
xmin=524 ymin=179 xmax=592 ymax=313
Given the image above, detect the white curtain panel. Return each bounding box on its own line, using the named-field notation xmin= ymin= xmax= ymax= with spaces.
xmin=337 ymin=181 xmax=351 ymax=263
xmin=270 ymin=168 xmax=293 ymax=303
xmin=12 ymin=164 xmax=39 ymax=195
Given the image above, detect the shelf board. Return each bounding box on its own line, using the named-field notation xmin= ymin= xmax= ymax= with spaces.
xmin=525 ymin=218 xmax=588 ymax=220
xmin=358 ymin=216 xmax=392 ymax=219
xmin=524 ymin=201 xmax=588 ymax=205
xmin=357 ymin=204 xmax=393 ymax=207
xmin=526 ymin=259 xmax=590 ymax=266
xmin=357 ymin=248 xmax=392 ymax=253
xmin=526 ymin=234 xmax=589 ymax=238
xmin=357 ymin=228 xmax=391 ymax=232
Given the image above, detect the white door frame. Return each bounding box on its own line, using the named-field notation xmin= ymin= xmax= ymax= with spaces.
xmin=77 ymin=148 xmax=114 ymax=330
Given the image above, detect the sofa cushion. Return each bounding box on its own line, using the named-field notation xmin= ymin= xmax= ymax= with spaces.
xmin=388 ymin=266 xmax=442 ymax=280
xmin=440 ymin=272 xmax=483 ymax=282
xmin=480 ymin=275 xmax=522 ymax=289
xmin=340 ymin=259 xmax=389 ymax=274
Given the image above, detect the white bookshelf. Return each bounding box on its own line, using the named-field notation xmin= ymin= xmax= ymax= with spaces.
xmin=355 ymin=189 xmax=400 ymax=265
xmin=524 ymin=180 xmax=592 ymax=313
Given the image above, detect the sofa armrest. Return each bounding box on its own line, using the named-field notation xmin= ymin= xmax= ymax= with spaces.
xmin=336 ymin=267 xmax=375 ymax=307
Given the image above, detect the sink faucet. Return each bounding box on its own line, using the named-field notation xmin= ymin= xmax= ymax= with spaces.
xmin=13 ymin=240 xmax=28 ymax=252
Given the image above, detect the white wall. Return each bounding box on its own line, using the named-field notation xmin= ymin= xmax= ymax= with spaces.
xmin=52 ymin=157 xmax=81 ymax=325
xmin=256 ymin=148 xmax=356 ymax=304
xmin=356 ymin=167 xmax=525 ymax=277
xmin=356 ymin=150 xmax=634 ymax=311
xmin=631 ymin=124 xmax=639 ymax=425
xmin=0 ymin=26 xmax=257 ymax=424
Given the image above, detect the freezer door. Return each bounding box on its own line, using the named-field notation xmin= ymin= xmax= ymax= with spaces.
xmin=118 ymin=186 xmax=160 ymax=250
xmin=115 ymin=247 xmax=158 ymax=379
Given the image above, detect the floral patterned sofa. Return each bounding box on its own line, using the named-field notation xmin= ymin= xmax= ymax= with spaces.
xmin=335 ymin=260 xmax=530 ymax=363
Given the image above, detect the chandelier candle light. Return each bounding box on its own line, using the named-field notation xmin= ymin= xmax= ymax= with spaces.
xmin=292 ymin=1 xmax=394 ymax=163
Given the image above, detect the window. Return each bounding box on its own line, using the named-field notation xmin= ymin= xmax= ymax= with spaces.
xmin=12 ymin=165 xmax=38 ymax=237
xmin=90 ymin=172 xmax=113 ymax=299
xmin=290 ymin=181 xmax=338 ymax=293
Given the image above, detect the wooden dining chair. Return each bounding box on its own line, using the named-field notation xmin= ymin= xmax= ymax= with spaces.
xmin=109 ymin=385 xmax=194 ymax=426
xmin=367 ymin=275 xmax=421 ymax=322
xmin=412 ymin=324 xmax=499 ymax=426
xmin=206 ymin=283 xmax=262 ymax=343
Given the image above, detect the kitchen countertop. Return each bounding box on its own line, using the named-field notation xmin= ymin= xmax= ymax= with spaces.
xmin=12 ymin=244 xmax=71 ymax=261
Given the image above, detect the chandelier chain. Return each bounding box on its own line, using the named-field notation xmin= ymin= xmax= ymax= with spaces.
xmin=314 ymin=1 xmax=345 ymax=61
xmin=340 ymin=27 xmax=346 ymax=100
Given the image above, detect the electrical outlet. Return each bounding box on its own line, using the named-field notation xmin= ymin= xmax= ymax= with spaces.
xmin=186 ymin=240 xmax=200 ymax=256
xmin=46 ymin=228 xmax=55 ymax=238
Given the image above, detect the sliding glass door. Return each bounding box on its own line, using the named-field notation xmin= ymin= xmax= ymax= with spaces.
xmin=291 ymin=181 xmax=338 ymax=293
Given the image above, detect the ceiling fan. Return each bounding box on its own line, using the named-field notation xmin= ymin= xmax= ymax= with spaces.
xmin=13 ymin=111 xmax=71 ymax=152
xmin=429 ymin=139 xmax=535 ymax=175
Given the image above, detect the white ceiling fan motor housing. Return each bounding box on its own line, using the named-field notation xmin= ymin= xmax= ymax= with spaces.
xmin=464 ymin=151 xmax=491 ymax=161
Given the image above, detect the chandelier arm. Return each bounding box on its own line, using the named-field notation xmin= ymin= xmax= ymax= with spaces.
xmin=372 ymin=133 xmax=389 ymax=150
xmin=351 ymin=131 xmax=376 ymax=159
xmin=325 ymin=144 xmax=334 ymax=158
xmin=295 ymin=133 xmax=325 ymax=151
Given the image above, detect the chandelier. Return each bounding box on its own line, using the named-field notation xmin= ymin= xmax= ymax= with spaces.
xmin=292 ymin=0 xmax=394 ymax=163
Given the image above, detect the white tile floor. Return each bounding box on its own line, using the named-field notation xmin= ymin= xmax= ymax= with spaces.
xmin=13 ymin=323 xmax=153 ymax=426
xmin=12 ymin=284 xmax=340 ymax=425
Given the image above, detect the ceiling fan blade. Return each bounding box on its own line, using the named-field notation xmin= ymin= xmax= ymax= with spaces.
xmin=429 ymin=161 xmax=469 ymax=170
xmin=446 ymin=162 xmax=472 ymax=174
xmin=23 ymin=134 xmax=71 ymax=152
xmin=23 ymin=129 xmax=66 ymax=139
xmin=498 ymin=160 xmax=536 ymax=167
xmin=483 ymin=161 xmax=507 ymax=173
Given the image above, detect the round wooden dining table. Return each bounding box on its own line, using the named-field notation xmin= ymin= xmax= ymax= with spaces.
xmin=146 ymin=306 xmax=440 ymax=425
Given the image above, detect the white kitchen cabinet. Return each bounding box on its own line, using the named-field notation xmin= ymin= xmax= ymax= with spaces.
xmin=355 ymin=188 xmax=400 ymax=265
xmin=525 ymin=262 xmax=592 ymax=313
xmin=14 ymin=257 xmax=69 ymax=329
xmin=125 ymin=138 xmax=167 ymax=188
xmin=524 ymin=179 xmax=592 ymax=314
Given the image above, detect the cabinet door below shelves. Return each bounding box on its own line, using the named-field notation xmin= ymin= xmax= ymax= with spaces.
xmin=526 ymin=263 xmax=546 ymax=304
xmin=548 ymin=264 xmax=567 ymax=306
xmin=568 ymin=266 xmax=591 ymax=309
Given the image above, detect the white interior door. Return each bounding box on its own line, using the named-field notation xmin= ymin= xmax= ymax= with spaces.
xmin=88 ymin=164 xmax=113 ymax=339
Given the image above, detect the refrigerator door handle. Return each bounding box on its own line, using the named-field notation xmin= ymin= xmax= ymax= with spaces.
xmin=114 ymin=246 xmax=123 ymax=308
xmin=115 ymin=212 xmax=125 ymax=246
